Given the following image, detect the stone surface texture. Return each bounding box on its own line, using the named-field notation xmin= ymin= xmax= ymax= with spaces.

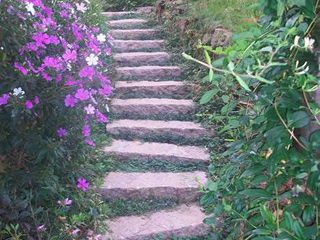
xmin=108 ymin=19 xmax=148 ymax=29
xmin=110 ymin=29 xmax=159 ymax=40
xmin=114 ymin=52 xmax=170 ymax=66
xmin=112 ymin=40 xmax=165 ymax=52
xmin=116 ymin=66 xmax=182 ymax=79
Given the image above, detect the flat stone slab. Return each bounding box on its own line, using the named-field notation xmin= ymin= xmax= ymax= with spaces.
xmin=116 ymin=66 xmax=182 ymax=79
xmin=102 ymin=11 xmax=137 ymax=19
xmin=112 ymin=40 xmax=165 ymax=52
xmin=108 ymin=19 xmax=148 ymax=29
xmin=114 ymin=52 xmax=170 ymax=66
xmin=110 ymin=29 xmax=159 ymax=40
xmin=102 ymin=140 xmax=210 ymax=164
xmin=110 ymin=98 xmax=196 ymax=120
xmin=106 ymin=119 xmax=213 ymax=144
xmin=104 ymin=204 xmax=210 ymax=239
xmin=100 ymin=171 xmax=207 ymax=201
xmin=115 ymin=81 xmax=191 ymax=99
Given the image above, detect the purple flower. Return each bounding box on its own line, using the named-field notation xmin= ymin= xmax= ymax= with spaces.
xmin=57 ymin=198 xmax=72 ymax=206
xmin=75 ymin=88 xmax=90 ymax=101
xmin=14 ymin=62 xmax=28 ymax=75
xmin=64 ymin=94 xmax=77 ymax=107
xmin=0 ymin=94 xmax=10 ymax=106
xmin=99 ymin=86 xmax=112 ymax=96
xmin=63 ymin=49 xmax=77 ymax=62
xmin=71 ymin=228 xmax=80 ymax=236
xmin=43 ymin=56 xmax=61 ymax=70
xmin=57 ymin=128 xmax=67 ymax=138
xmin=25 ymin=100 xmax=33 ymax=109
xmin=82 ymin=124 xmax=90 ymax=137
xmin=85 ymin=138 xmax=96 ymax=147
xmin=79 ymin=66 xmax=94 ymax=79
xmin=77 ymin=178 xmax=89 ymax=192
xmin=96 ymin=111 xmax=108 ymax=123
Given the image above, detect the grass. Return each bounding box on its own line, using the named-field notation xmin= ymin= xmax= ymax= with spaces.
xmin=186 ymin=0 xmax=258 ymax=32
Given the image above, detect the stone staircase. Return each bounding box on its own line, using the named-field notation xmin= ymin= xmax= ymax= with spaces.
xmin=101 ymin=8 xmax=213 ymax=240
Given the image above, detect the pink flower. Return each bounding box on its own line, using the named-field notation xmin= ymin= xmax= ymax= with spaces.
xmin=25 ymin=100 xmax=33 ymax=109
xmin=57 ymin=198 xmax=72 ymax=206
xmin=37 ymin=225 xmax=46 ymax=232
xmin=84 ymin=104 xmax=95 ymax=115
xmin=77 ymin=178 xmax=89 ymax=192
xmin=85 ymin=138 xmax=96 ymax=147
xmin=82 ymin=124 xmax=90 ymax=137
xmin=14 ymin=62 xmax=28 ymax=75
xmin=0 ymin=94 xmax=10 ymax=106
xmin=75 ymin=88 xmax=90 ymax=101
xmin=64 ymin=94 xmax=77 ymax=107
xmin=79 ymin=66 xmax=95 ymax=79
xmin=33 ymin=96 xmax=40 ymax=105
xmin=72 ymin=229 xmax=80 ymax=236
xmin=57 ymin=128 xmax=67 ymax=138
xmin=96 ymin=111 xmax=108 ymax=123
xmin=43 ymin=56 xmax=61 ymax=70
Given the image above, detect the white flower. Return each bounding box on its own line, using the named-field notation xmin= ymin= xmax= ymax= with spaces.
xmin=304 ymin=37 xmax=315 ymax=51
xmin=13 ymin=87 xmax=25 ymax=96
xmin=105 ymin=104 xmax=110 ymax=113
xmin=84 ymin=104 xmax=95 ymax=115
xmin=76 ymin=3 xmax=87 ymax=13
xmin=97 ymin=33 xmax=106 ymax=43
xmin=290 ymin=36 xmax=300 ymax=51
xmin=67 ymin=63 xmax=72 ymax=71
xmin=86 ymin=54 xmax=98 ymax=66
xmin=26 ymin=2 xmax=35 ymax=15
xmin=295 ymin=61 xmax=309 ymax=75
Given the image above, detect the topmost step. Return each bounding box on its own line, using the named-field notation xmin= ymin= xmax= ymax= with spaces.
xmin=102 ymin=11 xmax=137 ymax=20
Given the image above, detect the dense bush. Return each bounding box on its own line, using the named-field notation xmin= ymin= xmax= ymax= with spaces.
xmin=185 ymin=0 xmax=320 ymax=239
xmin=0 ymin=0 xmax=111 ymax=238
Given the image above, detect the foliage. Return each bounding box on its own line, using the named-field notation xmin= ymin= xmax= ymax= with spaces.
xmin=0 ymin=0 xmax=111 ymax=238
xmin=185 ymin=0 xmax=320 ymax=239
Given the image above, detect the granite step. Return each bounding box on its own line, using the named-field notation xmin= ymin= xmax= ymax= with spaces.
xmin=108 ymin=19 xmax=148 ymax=29
xmin=115 ymin=81 xmax=191 ymax=99
xmin=112 ymin=40 xmax=165 ymax=52
xmin=103 ymin=140 xmax=210 ymax=164
xmin=116 ymin=66 xmax=182 ymax=80
xmin=104 ymin=204 xmax=210 ymax=239
xmin=110 ymin=98 xmax=196 ymax=120
xmin=102 ymin=11 xmax=137 ymax=20
xmin=114 ymin=52 xmax=170 ymax=66
xmin=106 ymin=119 xmax=213 ymax=144
xmin=110 ymin=29 xmax=159 ymax=40
xmin=100 ymin=171 xmax=207 ymax=202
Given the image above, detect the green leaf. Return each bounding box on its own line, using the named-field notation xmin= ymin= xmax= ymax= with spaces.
xmin=240 ymin=189 xmax=272 ymax=199
xmin=309 ymin=130 xmax=320 ymax=150
xmin=200 ymin=89 xmax=219 ymax=104
xmin=260 ymin=205 xmax=276 ymax=227
xmin=235 ymin=75 xmax=250 ymax=91
xmin=287 ymin=111 xmax=310 ymax=128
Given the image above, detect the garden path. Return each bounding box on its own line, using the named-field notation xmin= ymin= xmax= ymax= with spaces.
xmin=101 ymin=8 xmax=212 ymax=239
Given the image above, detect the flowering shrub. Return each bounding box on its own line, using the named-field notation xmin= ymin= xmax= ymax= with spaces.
xmin=0 ymin=0 xmax=111 ymax=238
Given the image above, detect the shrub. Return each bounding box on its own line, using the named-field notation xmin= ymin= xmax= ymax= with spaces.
xmin=0 ymin=0 xmax=111 ymax=238
xmin=185 ymin=0 xmax=320 ymax=239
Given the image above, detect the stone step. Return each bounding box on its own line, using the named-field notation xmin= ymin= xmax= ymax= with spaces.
xmin=112 ymin=40 xmax=165 ymax=52
xmin=100 ymin=171 xmax=207 ymax=201
xmin=104 ymin=204 xmax=210 ymax=239
xmin=114 ymin=52 xmax=170 ymax=66
xmin=111 ymin=98 xmax=195 ymax=120
xmin=115 ymin=81 xmax=191 ymax=99
xmin=110 ymin=29 xmax=159 ymax=40
xmin=108 ymin=19 xmax=148 ymax=29
xmin=102 ymin=11 xmax=137 ymax=20
xmin=103 ymin=140 xmax=210 ymax=164
xmin=116 ymin=66 xmax=182 ymax=80
xmin=106 ymin=119 xmax=213 ymax=144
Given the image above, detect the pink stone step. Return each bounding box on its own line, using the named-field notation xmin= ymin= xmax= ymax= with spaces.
xmin=116 ymin=66 xmax=182 ymax=79
xmin=114 ymin=52 xmax=170 ymax=66
xmin=111 ymin=98 xmax=195 ymax=120
xmin=102 ymin=11 xmax=137 ymax=19
xmin=106 ymin=119 xmax=214 ymax=144
xmin=100 ymin=171 xmax=207 ymax=201
xmin=115 ymin=81 xmax=191 ymax=99
xmin=104 ymin=204 xmax=210 ymax=239
xmin=112 ymin=40 xmax=165 ymax=52
xmin=110 ymin=29 xmax=159 ymax=40
xmin=103 ymin=140 xmax=210 ymax=164
xmin=108 ymin=19 xmax=148 ymax=29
